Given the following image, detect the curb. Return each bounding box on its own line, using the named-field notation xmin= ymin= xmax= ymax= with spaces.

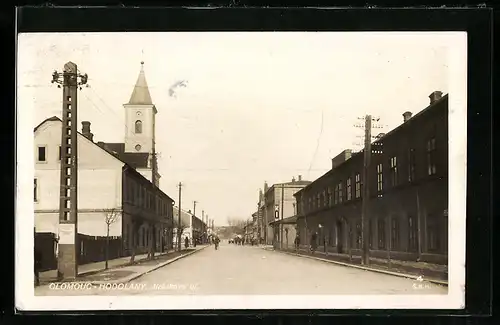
xmin=93 ymin=245 xmax=209 ymax=285
xmin=263 ymin=247 xmax=448 ymax=287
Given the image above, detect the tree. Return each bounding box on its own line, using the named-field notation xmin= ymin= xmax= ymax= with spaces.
xmin=104 ymin=208 xmax=120 ymax=270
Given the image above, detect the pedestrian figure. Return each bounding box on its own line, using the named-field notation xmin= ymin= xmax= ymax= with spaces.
xmin=294 ymin=234 xmax=300 ymax=253
xmin=184 ymin=237 xmax=189 ymax=249
xmin=214 ymin=236 xmax=220 ymax=250
xmin=34 ymin=247 xmax=42 ymax=286
xmin=310 ymin=232 xmax=318 ymax=255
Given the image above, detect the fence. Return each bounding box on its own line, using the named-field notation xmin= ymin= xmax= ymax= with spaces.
xmin=34 ymin=232 xmax=123 ymax=270
xmin=34 ymin=232 xmax=57 ymax=271
xmin=78 ymin=233 xmax=123 ymax=265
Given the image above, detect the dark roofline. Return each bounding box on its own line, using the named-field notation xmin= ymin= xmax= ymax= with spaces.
xmin=294 ymin=93 xmax=449 ymax=197
xmin=34 ymin=116 xmax=174 ymax=202
xmin=33 ymin=116 xmax=61 ymax=133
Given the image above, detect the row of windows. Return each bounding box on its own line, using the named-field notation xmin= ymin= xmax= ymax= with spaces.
xmin=312 ymin=215 xmax=445 ymax=253
xmin=34 ymin=176 xmax=171 ymax=219
xmin=36 ymin=145 xmax=66 ymax=163
xmin=124 ymin=178 xmax=170 ymax=217
xmin=301 ymin=137 xmax=438 ymax=213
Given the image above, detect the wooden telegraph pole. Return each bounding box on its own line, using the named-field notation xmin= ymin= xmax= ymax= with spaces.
xmin=51 ymin=62 xmax=88 ymax=280
xmin=361 ymin=115 xmax=372 ymax=265
xmin=355 ymin=115 xmax=384 ymax=265
xmin=177 ymin=182 xmax=183 ymax=251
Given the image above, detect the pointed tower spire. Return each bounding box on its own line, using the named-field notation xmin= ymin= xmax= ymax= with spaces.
xmin=128 ymin=61 xmax=153 ymax=105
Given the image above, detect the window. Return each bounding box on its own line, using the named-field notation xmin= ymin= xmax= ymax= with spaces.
xmin=333 ymin=184 xmax=339 ymax=204
xmin=37 ymin=146 xmax=46 ymax=162
xmin=376 ymin=164 xmax=383 ymax=195
xmin=390 ymin=217 xmax=399 ymax=250
xmin=427 ymin=138 xmax=437 ymax=175
xmin=355 ymin=221 xmax=362 ymax=249
xmin=408 ymin=215 xmax=418 ymax=252
xmin=378 ymin=218 xmax=386 ymax=249
xmin=34 ymin=179 xmax=38 ymax=202
xmin=58 ymin=146 xmax=62 ymax=160
xmin=390 ymin=156 xmax=398 ymax=187
xmin=346 ymin=178 xmax=352 ymax=200
xmin=338 ymin=181 xmax=343 ymax=203
xmin=135 ymin=120 xmax=143 ymax=134
xmin=355 ymin=173 xmax=361 ymax=198
xmin=328 ymin=188 xmax=333 ymax=206
xmin=407 ymin=148 xmax=416 ymax=182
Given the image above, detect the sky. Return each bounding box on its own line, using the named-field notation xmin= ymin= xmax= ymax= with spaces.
xmin=18 ymin=32 xmax=455 ymax=226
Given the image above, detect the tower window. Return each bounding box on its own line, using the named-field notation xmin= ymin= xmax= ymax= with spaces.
xmin=135 ymin=120 xmax=143 ymax=134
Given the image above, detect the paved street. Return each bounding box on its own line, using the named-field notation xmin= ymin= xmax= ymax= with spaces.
xmin=38 ymin=243 xmax=447 ymax=296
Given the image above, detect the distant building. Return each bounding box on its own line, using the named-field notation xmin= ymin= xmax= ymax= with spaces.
xmin=172 ymin=208 xmax=207 ymax=246
xmin=262 ymin=176 xmax=312 ymax=248
xmin=294 ymin=91 xmax=448 ymax=265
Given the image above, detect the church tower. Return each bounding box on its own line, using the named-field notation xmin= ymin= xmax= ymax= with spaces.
xmin=124 ymin=62 xmax=160 ymax=186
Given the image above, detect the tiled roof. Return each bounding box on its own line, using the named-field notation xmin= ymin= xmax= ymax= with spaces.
xmin=128 ymin=62 xmax=153 ymax=105
xmin=101 ymin=142 xmax=149 ymax=169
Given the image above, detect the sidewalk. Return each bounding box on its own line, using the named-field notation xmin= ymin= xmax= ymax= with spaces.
xmin=264 ymin=247 xmax=448 ymax=286
xmin=38 ymin=245 xmax=208 ymax=286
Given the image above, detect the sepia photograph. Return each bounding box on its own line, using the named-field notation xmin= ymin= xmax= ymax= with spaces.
xmin=16 ymin=31 xmax=466 ymax=310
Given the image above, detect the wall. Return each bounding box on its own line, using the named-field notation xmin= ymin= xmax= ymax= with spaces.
xmin=294 ymin=96 xmax=448 ymax=264
xmin=34 ymin=119 xmax=124 ymax=236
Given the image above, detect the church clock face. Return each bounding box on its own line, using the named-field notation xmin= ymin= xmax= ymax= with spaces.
xmin=135 ymin=144 xmax=142 ymax=151
xmin=136 ymin=111 xmax=142 ymax=116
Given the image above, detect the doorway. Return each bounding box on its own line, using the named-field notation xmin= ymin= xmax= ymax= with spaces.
xmin=336 ymin=220 xmax=344 ymax=254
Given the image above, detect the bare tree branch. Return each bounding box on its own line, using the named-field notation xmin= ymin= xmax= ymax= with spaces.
xmin=105 ymin=208 xmax=120 ymax=226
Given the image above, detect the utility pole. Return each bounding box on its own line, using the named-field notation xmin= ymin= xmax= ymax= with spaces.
xmin=51 ymin=62 xmax=87 ymax=281
xmin=280 ymin=183 xmax=284 ymax=249
xmin=355 ymin=115 xmax=384 ymax=265
xmin=177 ymin=182 xmax=183 ymax=251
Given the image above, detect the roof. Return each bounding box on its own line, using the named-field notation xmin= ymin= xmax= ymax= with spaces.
xmin=128 ymin=62 xmax=153 ymax=105
xmin=264 ymin=180 xmax=312 ymax=195
xmin=294 ymin=93 xmax=449 ymax=197
xmin=271 ymin=215 xmax=298 ymax=225
xmin=34 ymin=116 xmax=174 ymax=202
xmin=100 ymin=142 xmax=150 ymax=169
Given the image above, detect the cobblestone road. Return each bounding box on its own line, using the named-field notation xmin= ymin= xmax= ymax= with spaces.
xmin=37 ymin=243 xmax=447 ymax=296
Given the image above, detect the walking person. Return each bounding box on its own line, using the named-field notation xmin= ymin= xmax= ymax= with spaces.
xmin=294 ymin=234 xmax=300 ymax=254
xmin=184 ymin=236 xmax=189 ymax=250
xmin=310 ymin=231 xmax=318 ymax=255
xmin=214 ymin=236 xmax=220 ymax=250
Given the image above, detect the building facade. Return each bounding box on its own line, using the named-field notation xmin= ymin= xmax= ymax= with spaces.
xmin=294 ymin=91 xmax=448 ymax=265
xmin=34 ymin=62 xmax=175 ymax=265
xmin=34 ymin=117 xmax=174 ymax=259
xmin=172 ymin=208 xmax=207 ymax=246
xmin=263 ymin=176 xmax=312 ymax=248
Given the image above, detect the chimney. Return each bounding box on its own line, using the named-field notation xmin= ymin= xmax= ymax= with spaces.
xmin=403 ymin=111 xmax=412 ymax=122
xmin=264 ymin=182 xmax=269 ymax=192
xmin=429 ymin=91 xmax=443 ymax=104
xmin=331 ymin=149 xmax=352 ymax=169
xmin=97 ymin=141 xmax=105 ymax=148
xmin=298 ymin=175 xmax=302 ymax=181
xmin=292 ymin=177 xmax=296 ymax=183
xmin=81 ymin=121 xmax=94 ymax=141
